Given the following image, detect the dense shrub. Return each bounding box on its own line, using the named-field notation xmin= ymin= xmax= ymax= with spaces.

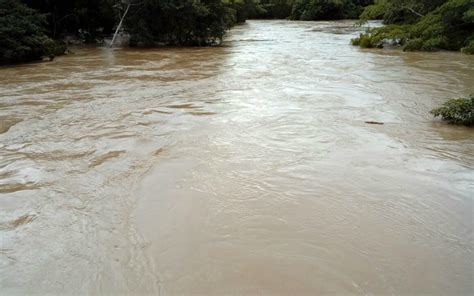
xmin=257 ymin=0 xmax=293 ymax=19
xmin=2 ymin=0 xmax=261 ymax=60
xmin=232 ymin=0 xmax=264 ymax=23
xmin=0 ymin=0 xmax=62 ymax=64
xmin=22 ymin=0 xmax=117 ymax=42
xmin=461 ymin=39 xmax=474 ymax=54
xmin=289 ymin=0 xmax=372 ymax=20
xmin=354 ymin=0 xmax=474 ymax=53
xmin=351 ymin=24 xmax=408 ymax=48
xmin=431 ymin=95 xmax=474 ymax=126
xmin=359 ymin=0 xmax=447 ymax=25
xmin=124 ymin=0 xmax=237 ymax=46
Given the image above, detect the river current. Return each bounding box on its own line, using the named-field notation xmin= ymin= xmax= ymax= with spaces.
xmin=1 ymin=20 xmax=473 ymax=295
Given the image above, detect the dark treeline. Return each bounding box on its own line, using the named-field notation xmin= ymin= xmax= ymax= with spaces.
xmin=1 ymin=0 xmax=472 ymax=64
xmin=251 ymin=0 xmax=374 ymax=20
xmin=288 ymin=0 xmax=373 ymax=20
xmin=22 ymin=0 xmax=117 ymax=42
xmin=0 ymin=0 xmax=375 ymax=64
xmin=20 ymin=0 xmax=234 ymax=45
xmin=1 ymin=0 xmax=116 ymax=64
xmin=0 ymin=0 xmax=243 ymax=64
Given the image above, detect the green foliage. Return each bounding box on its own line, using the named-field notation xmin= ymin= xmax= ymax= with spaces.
xmin=351 ymin=24 xmax=408 ymax=48
xmin=23 ymin=0 xmax=117 ymax=42
xmin=402 ymin=38 xmax=425 ymax=50
xmin=232 ymin=0 xmax=264 ymax=22
xmin=13 ymin=0 xmax=258 ymax=50
xmin=351 ymin=32 xmax=383 ymax=48
xmin=461 ymin=39 xmax=474 ymax=54
xmin=359 ymin=0 xmax=386 ymax=21
xmin=407 ymin=0 xmax=473 ymax=51
xmin=289 ymin=0 xmax=372 ymax=20
xmin=355 ymin=0 xmax=474 ymax=53
xmin=257 ymin=0 xmax=293 ymax=19
xmin=431 ymin=95 xmax=474 ymax=126
xmin=359 ymin=0 xmax=447 ymax=24
xmin=124 ymin=0 xmax=236 ymax=46
xmin=0 ymin=0 xmax=61 ymax=64
xmin=8 ymin=0 xmax=374 ymax=55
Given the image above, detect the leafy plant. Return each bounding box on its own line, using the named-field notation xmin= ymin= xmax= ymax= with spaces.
xmin=124 ymin=0 xmax=237 ymax=46
xmin=290 ymin=0 xmax=373 ymax=20
xmin=430 ymin=95 xmax=474 ymax=126
xmin=355 ymin=0 xmax=474 ymax=54
xmin=351 ymin=24 xmax=408 ymax=48
xmin=0 ymin=0 xmax=60 ymax=64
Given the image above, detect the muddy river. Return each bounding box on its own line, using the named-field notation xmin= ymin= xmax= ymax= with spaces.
xmin=1 ymin=20 xmax=473 ymax=295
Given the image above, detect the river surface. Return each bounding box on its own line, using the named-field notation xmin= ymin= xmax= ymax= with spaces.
xmin=1 ymin=20 xmax=473 ymax=295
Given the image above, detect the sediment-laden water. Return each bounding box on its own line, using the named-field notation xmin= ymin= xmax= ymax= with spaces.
xmin=1 ymin=20 xmax=473 ymax=295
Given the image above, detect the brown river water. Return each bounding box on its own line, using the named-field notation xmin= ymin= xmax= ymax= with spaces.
xmin=1 ymin=20 xmax=473 ymax=295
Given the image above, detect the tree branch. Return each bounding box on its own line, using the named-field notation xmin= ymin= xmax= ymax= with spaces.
xmin=110 ymin=2 xmax=131 ymax=47
xmin=405 ymin=6 xmax=425 ymax=18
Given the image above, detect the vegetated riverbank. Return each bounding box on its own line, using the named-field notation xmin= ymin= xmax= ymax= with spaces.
xmin=2 ymin=1 xmax=380 ymax=65
xmin=3 ymin=0 xmax=472 ymax=65
xmin=352 ymin=0 xmax=474 ymax=53
xmin=0 ymin=0 xmax=247 ymax=64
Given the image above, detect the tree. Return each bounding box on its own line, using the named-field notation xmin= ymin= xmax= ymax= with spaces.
xmin=232 ymin=0 xmax=263 ymax=22
xmin=0 ymin=0 xmax=56 ymax=64
xmin=354 ymin=0 xmax=474 ymax=53
xmin=289 ymin=0 xmax=373 ymax=21
xmin=123 ymin=0 xmax=236 ymax=46
xmin=359 ymin=0 xmax=448 ymax=24
xmin=22 ymin=0 xmax=117 ymax=42
xmin=254 ymin=0 xmax=292 ymax=19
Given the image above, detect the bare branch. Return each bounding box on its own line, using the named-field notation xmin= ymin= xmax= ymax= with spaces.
xmin=110 ymin=2 xmax=131 ymax=48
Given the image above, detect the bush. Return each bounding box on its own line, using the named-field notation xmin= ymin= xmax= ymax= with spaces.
xmin=351 ymin=33 xmax=384 ymax=48
xmin=256 ymin=0 xmax=292 ymax=19
xmin=25 ymin=0 xmax=117 ymax=42
xmin=290 ymin=0 xmax=372 ymax=21
xmin=0 ymin=0 xmax=61 ymax=64
xmin=125 ymin=0 xmax=237 ymax=47
xmin=403 ymin=38 xmax=424 ymax=51
xmin=355 ymin=0 xmax=474 ymax=54
xmin=430 ymin=95 xmax=474 ymax=126
xmin=351 ymin=24 xmax=408 ymax=48
xmin=233 ymin=0 xmax=264 ymax=22
xmin=461 ymin=39 xmax=474 ymax=54
xmin=359 ymin=0 xmax=447 ymax=25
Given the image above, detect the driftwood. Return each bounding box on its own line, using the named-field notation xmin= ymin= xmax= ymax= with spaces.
xmin=365 ymin=121 xmax=384 ymax=125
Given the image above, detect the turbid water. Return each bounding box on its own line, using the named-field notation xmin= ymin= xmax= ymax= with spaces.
xmin=0 ymin=20 xmax=473 ymax=295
